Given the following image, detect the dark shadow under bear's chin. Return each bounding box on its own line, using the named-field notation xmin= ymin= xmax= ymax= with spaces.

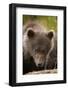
xmin=23 ymin=56 xmax=38 ymax=75
xmin=23 ymin=53 xmax=45 ymax=74
xmin=36 ymin=66 xmax=45 ymax=71
xmin=23 ymin=60 xmax=45 ymax=74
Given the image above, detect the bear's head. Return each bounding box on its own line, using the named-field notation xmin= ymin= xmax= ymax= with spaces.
xmin=26 ymin=29 xmax=53 ymax=69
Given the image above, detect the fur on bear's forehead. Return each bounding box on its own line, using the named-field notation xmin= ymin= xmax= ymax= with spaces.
xmin=24 ymin=21 xmax=46 ymax=32
xmin=31 ymin=32 xmax=51 ymax=48
xmin=34 ymin=32 xmax=50 ymax=41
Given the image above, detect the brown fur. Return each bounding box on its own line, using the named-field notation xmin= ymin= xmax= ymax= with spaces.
xmin=23 ymin=21 xmax=57 ymax=74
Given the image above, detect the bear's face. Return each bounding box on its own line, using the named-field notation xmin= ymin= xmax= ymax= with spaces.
xmin=27 ymin=30 xmax=53 ymax=68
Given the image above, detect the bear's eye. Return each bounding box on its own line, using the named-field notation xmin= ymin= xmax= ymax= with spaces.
xmin=33 ymin=48 xmax=38 ymax=52
xmin=34 ymin=48 xmax=45 ymax=54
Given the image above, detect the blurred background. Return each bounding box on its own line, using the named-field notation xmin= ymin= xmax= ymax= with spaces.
xmin=23 ymin=15 xmax=57 ymax=31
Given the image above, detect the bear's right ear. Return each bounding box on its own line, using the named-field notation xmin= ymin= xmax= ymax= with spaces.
xmin=47 ymin=31 xmax=53 ymax=40
xmin=27 ymin=30 xmax=35 ymax=38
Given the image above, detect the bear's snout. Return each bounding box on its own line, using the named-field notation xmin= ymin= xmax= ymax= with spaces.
xmin=33 ymin=53 xmax=46 ymax=68
xmin=38 ymin=63 xmax=43 ymax=67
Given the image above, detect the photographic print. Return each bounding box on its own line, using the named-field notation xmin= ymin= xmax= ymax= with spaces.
xmin=9 ymin=3 xmax=66 ymax=86
xmin=23 ymin=15 xmax=57 ymax=75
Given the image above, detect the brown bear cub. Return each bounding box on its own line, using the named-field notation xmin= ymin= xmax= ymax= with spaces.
xmin=23 ymin=21 xmax=57 ymax=74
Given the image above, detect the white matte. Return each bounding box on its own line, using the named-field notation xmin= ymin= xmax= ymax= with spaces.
xmin=16 ymin=7 xmax=64 ymax=83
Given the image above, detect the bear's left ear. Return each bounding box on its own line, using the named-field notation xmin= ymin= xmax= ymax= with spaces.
xmin=47 ymin=31 xmax=53 ymax=40
xmin=27 ymin=30 xmax=35 ymax=38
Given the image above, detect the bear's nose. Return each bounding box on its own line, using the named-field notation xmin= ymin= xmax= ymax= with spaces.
xmin=38 ymin=63 xmax=42 ymax=67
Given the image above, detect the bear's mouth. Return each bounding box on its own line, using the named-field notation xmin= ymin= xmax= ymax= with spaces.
xmin=36 ymin=65 xmax=45 ymax=71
